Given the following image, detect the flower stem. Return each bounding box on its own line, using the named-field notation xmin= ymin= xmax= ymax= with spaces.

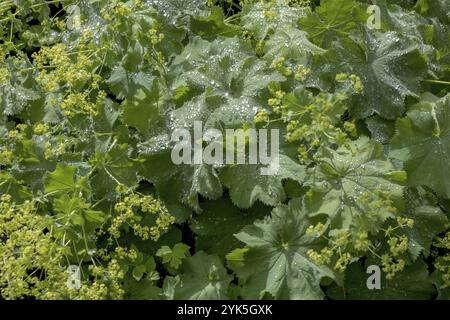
xmin=423 ymin=79 xmax=450 ymax=85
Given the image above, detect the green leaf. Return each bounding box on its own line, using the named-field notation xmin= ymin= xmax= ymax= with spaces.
xmin=366 ymin=116 xmax=396 ymax=144
xmin=403 ymin=188 xmax=448 ymax=258
xmin=415 ymin=0 xmax=450 ymax=23
xmin=139 ymin=146 xmax=223 ymax=212
xmin=0 ymin=72 xmax=41 ymax=116
xmin=123 ymin=278 xmax=162 ymax=300
xmin=228 ymin=198 xmax=334 ymax=299
xmin=148 ymin=0 xmax=209 ymax=23
xmin=172 ymin=38 xmax=284 ymax=127
xmin=189 ymin=198 xmax=269 ymax=257
xmin=240 ymin=0 xmax=308 ymax=40
xmin=405 ymin=205 xmax=448 ymax=257
xmin=157 ymin=243 xmax=190 ymax=270
xmin=145 ymin=256 xmax=157 ymax=273
xmin=306 ymin=137 xmax=405 ymax=231
xmin=370 ymin=0 xmax=432 ymax=37
xmin=122 ymin=81 xmax=162 ymax=134
xmin=53 ymin=194 xmax=105 ymax=228
xmin=264 ymin=27 xmax=325 ymax=62
xmin=313 ymin=29 xmax=428 ymax=119
xmin=94 ymin=98 xmax=121 ymax=134
xmin=390 ymin=94 xmax=450 ymax=198
xmin=11 ymin=139 xmax=53 ymax=189
xmin=90 ymin=143 xmax=139 ymax=200
xmin=0 ymin=172 xmax=33 ymax=203
xmin=44 ymin=164 xmax=76 ymax=194
xmin=132 ymin=265 xmax=146 ymax=281
xmin=106 ymin=66 xmax=153 ymax=100
xmin=298 ymin=0 xmax=361 ymax=47
xmin=190 ymin=6 xmax=241 ymax=40
xmin=168 ymin=251 xmax=233 ymax=300
xmin=220 ymin=154 xmax=306 ymax=209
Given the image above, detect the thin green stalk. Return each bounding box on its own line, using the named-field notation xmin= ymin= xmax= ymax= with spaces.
xmin=423 ymin=79 xmax=450 ymax=85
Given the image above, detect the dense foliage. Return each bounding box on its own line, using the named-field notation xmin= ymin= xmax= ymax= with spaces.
xmin=0 ymin=0 xmax=449 ymax=300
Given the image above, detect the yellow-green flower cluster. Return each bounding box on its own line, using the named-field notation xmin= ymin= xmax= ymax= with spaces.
xmin=380 ymin=231 xmax=410 ymax=279
xmin=33 ymin=123 xmax=49 ymax=135
xmin=354 ymin=231 xmax=371 ymax=251
xmin=114 ymin=246 xmax=138 ymax=261
xmin=77 ymin=282 xmax=109 ymax=300
xmin=115 ymin=183 xmax=128 ymax=194
xmin=294 ymin=64 xmax=311 ymax=81
xmin=33 ymin=44 xmax=69 ymax=69
xmin=270 ymin=57 xmax=293 ymax=76
xmin=263 ymin=9 xmax=278 ymax=19
xmin=306 ymin=222 xmax=326 ymax=237
xmin=268 ymin=90 xmax=285 ymax=114
xmin=0 ymin=196 xmax=70 ymax=299
xmin=207 ymin=0 xmax=218 ymax=7
xmin=148 ymin=29 xmax=165 ymax=45
xmin=333 ymin=230 xmax=351 ymax=247
xmin=132 ymin=0 xmax=144 ymax=8
xmin=304 ymin=224 xmax=417 ymax=276
xmin=0 ymin=67 xmax=9 ymax=85
xmin=239 ymin=0 xmax=253 ymax=6
xmin=110 ymin=193 xmax=175 ymax=241
xmin=78 ymin=259 xmax=125 ymax=299
xmin=7 ymin=129 xmax=20 ymax=139
xmin=0 ymin=148 xmax=13 ymax=165
xmin=307 ymin=229 xmax=357 ymax=273
xmin=357 ymin=190 xmax=398 ymax=222
xmin=334 ymin=252 xmax=352 ymax=273
xmin=388 ymin=235 xmax=408 ymax=257
xmin=60 ymin=92 xmax=99 ymax=117
xmin=335 ymin=73 xmax=364 ymax=93
xmin=43 ymin=140 xmax=67 ymax=160
xmin=396 ymin=216 xmax=415 ymax=229
xmin=335 ymin=73 xmax=349 ymax=82
xmin=432 ymin=232 xmax=450 ymax=288
xmin=32 ymin=42 xmax=105 ymax=118
xmin=288 ymin=0 xmax=311 ymax=7
xmin=434 ymin=255 xmax=450 ymax=288
xmin=297 ymin=145 xmax=308 ymax=163
xmin=65 ymin=88 xmax=105 ymax=116
xmin=254 ymin=109 xmax=270 ymax=124
xmin=434 ymin=232 xmax=450 ymax=250
xmin=307 ymin=247 xmax=333 ymax=265
xmin=276 ymin=85 xmax=354 ymax=154
xmin=349 ymin=74 xmax=364 ymax=93
xmin=381 ymin=254 xmax=406 ymax=280
xmin=111 ymin=1 xmax=132 ymax=17
xmin=344 ymin=121 xmax=357 ymax=137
